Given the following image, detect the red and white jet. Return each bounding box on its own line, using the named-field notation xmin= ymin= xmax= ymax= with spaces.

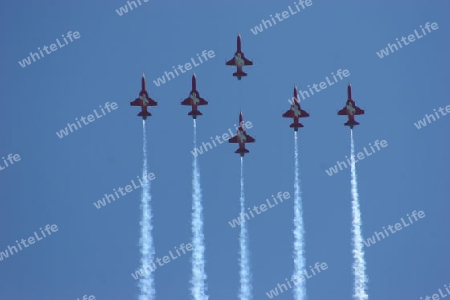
xmin=130 ymin=74 xmax=158 ymax=120
xmin=282 ymin=85 xmax=310 ymax=131
xmin=338 ymin=83 xmax=364 ymax=129
xmin=181 ymin=73 xmax=208 ymax=119
xmin=226 ymin=34 xmax=253 ymax=80
xmin=228 ymin=111 xmax=255 ymax=156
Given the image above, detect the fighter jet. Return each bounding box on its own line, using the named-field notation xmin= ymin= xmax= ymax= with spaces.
xmin=181 ymin=73 xmax=208 ymax=119
xmin=226 ymin=34 xmax=253 ymax=80
xmin=338 ymin=83 xmax=364 ymax=129
xmin=228 ymin=111 xmax=255 ymax=156
xmin=130 ymin=73 xmax=158 ymax=120
xmin=283 ymin=85 xmax=310 ymax=131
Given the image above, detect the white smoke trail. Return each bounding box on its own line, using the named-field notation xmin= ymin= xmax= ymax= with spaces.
xmin=293 ymin=131 xmax=306 ymax=300
xmin=350 ymin=129 xmax=368 ymax=300
xmin=239 ymin=156 xmax=252 ymax=300
xmin=139 ymin=120 xmax=155 ymax=300
xmin=191 ymin=119 xmax=208 ymax=300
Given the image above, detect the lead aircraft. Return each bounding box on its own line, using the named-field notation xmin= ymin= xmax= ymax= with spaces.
xmin=226 ymin=34 xmax=253 ymax=80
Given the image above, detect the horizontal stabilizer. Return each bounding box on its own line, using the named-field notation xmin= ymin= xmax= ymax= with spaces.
xmin=233 ymin=71 xmax=247 ymax=77
xmin=345 ymin=120 xmax=359 ymax=126
xmin=235 ymin=148 xmax=249 ymax=154
xmin=188 ymin=110 xmax=202 ymax=116
xmin=138 ymin=111 xmax=151 ymax=117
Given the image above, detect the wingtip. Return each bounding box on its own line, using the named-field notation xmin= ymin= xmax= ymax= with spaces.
xmin=142 ymin=73 xmax=146 ymax=79
xmin=348 ymin=82 xmax=351 ymax=87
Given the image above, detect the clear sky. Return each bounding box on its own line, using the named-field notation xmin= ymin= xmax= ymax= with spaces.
xmin=1 ymin=0 xmax=449 ymax=299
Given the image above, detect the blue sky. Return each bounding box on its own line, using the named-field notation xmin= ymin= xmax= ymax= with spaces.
xmin=1 ymin=0 xmax=449 ymax=299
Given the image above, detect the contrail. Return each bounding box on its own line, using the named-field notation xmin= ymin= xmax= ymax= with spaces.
xmin=191 ymin=119 xmax=208 ymax=300
xmin=350 ymin=129 xmax=368 ymax=300
xmin=138 ymin=120 xmax=155 ymax=300
xmin=293 ymin=131 xmax=306 ymax=300
xmin=239 ymin=156 xmax=252 ymax=300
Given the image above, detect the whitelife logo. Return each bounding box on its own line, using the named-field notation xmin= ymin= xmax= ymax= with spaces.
xmin=265 ymin=262 xmax=328 ymax=298
xmin=115 ymin=0 xmax=149 ymax=16
xmin=250 ymin=0 xmax=313 ymax=35
xmin=363 ymin=210 xmax=425 ymax=247
xmin=286 ymin=69 xmax=350 ymax=105
xmin=131 ymin=242 xmax=193 ymax=279
xmin=376 ymin=22 xmax=439 ymax=59
xmin=56 ymin=102 xmax=118 ymax=139
xmin=0 ymin=153 xmax=21 ymax=171
xmin=413 ymin=105 xmax=450 ymax=129
xmin=325 ymin=139 xmax=388 ymax=176
xmin=228 ymin=191 xmax=291 ymax=228
xmin=18 ymin=31 xmax=81 ymax=68
xmin=0 ymin=224 xmax=59 ymax=262
xmin=152 ymin=50 xmax=215 ymax=87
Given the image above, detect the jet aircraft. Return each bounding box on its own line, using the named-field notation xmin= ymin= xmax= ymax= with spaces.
xmin=130 ymin=74 xmax=158 ymax=120
xmin=282 ymin=85 xmax=310 ymax=131
xmin=338 ymin=83 xmax=364 ymax=129
xmin=226 ymin=34 xmax=253 ymax=80
xmin=228 ymin=111 xmax=255 ymax=156
xmin=181 ymin=74 xmax=208 ymax=119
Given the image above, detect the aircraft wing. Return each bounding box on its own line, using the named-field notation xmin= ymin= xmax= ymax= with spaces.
xmin=299 ymin=109 xmax=310 ymax=117
xmin=283 ymin=110 xmax=295 ymax=118
xmin=354 ymin=106 xmax=364 ymax=115
xmin=226 ymin=57 xmax=236 ymax=66
xmin=146 ymin=97 xmax=158 ymax=106
xmin=181 ymin=98 xmax=192 ymax=105
xmin=228 ymin=135 xmax=238 ymax=143
xmin=243 ymin=57 xmax=253 ymax=66
xmin=198 ymin=98 xmax=208 ymax=105
xmin=245 ymin=134 xmax=255 ymax=143
xmin=337 ymin=107 xmax=347 ymax=115
xmin=130 ymin=98 xmax=143 ymax=106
